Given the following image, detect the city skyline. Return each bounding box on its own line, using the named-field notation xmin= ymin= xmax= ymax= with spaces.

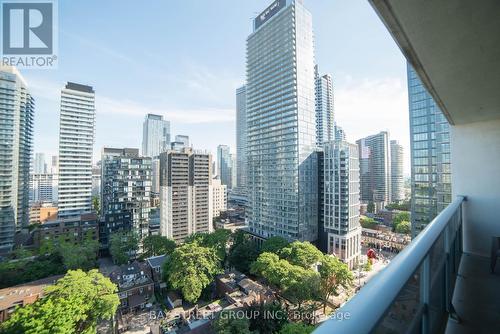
xmin=19 ymin=0 xmax=410 ymax=175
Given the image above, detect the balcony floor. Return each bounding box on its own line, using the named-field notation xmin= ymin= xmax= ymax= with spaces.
xmin=445 ymin=253 xmax=500 ymax=334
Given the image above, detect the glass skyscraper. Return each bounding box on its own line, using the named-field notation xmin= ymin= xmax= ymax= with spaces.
xmin=217 ymin=144 xmax=232 ymax=189
xmin=142 ymin=114 xmax=170 ymax=158
xmin=0 ymin=66 xmax=34 ymax=252
xmin=235 ymin=85 xmax=247 ymax=191
xmin=315 ymin=65 xmax=335 ymax=146
xmin=408 ymin=64 xmax=452 ymax=236
xmin=246 ymin=0 xmax=318 ymax=241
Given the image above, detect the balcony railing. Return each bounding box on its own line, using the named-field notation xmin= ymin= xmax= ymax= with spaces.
xmin=314 ymin=196 xmax=465 ymax=334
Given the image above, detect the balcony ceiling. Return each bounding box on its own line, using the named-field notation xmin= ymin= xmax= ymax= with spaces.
xmin=369 ymin=0 xmax=500 ymax=125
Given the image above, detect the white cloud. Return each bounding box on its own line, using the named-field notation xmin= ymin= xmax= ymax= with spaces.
xmin=335 ymin=76 xmax=411 ymax=174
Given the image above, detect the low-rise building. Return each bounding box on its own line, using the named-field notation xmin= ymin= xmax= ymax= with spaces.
xmin=146 ymin=254 xmax=168 ymax=290
xmin=109 ymin=261 xmax=154 ymax=314
xmin=29 ymin=203 xmax=58 ymax=225
xmin=0 ymin=275 xmax=63 ymax=323
xmin=361 ymin=228 xmax=411 ymax=252
xmin=32 ymin=213 xmax=99 ymax=248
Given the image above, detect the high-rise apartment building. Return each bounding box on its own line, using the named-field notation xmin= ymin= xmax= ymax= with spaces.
xmin=0 ymin=66 xmax=34 ymax=251
xmin=159 ymin=148 xmax=212 ymax=243
xmin=142 ymin=114 xmax=170 ymax=158
xmin=101 ymin=148 xmax=152 ymax=241
xmin=217 ymin=145 xmax=232 ymax=189
xmin=408 ymin=65 xmax=451 ymax=236
xmin=57 ymin=82 xmax=95 ymax=218
xmin=235 ymin=85 xmax=247 ymax=191
xmin=357 ymin=131 xmax=391 ymax=210
xmin=247 ymin=0 xmax=318 ymax=241
xmin=315 ymin=65 xmax=335 ymax=146
xmin=212 ymin=178 xmax=227 ymax=219
xmin=390 ymin=140 xmax=404 ymax=202
xmin=33 ymin=153 xmax=46 ymax=174
xmin=30 ymin=173 xmax=58 ymax=204
xmin=321 ymin=140 xmax=361 ymax=269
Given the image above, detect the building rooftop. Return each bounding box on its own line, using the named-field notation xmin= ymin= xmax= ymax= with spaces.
xmin=0 ymin=275 xmax=63 ymax=312
xmin=146 ymin=255 xmax=168 ymax=269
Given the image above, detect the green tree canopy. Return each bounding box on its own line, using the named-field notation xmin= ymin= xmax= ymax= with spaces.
xmin=109 ymin=231 xmax=139 ymax=265
xmin=142 ymin=235 xmax=176 ymax=258
xmin=360 ymin=216 xmax=378 ymax=229
xmin=248 ymin=301 xmax=288 ymax=333
xmin=184 ymin=229 xmax=232 ymax=262
xmin=395 ymin=220 xmax=411 ymax=235
xmin=163 ymin=242 xmax=222 ymax=303
xmin=318 ymin=255 xmax=353 ymax=312
xmin=251 ymin=252 xmax=320 ymax=308
xmin=279 ymin=241 xmax=323 ymax=269
xmin=227 ymin=232 xmax=259 ymax=274
xmin=0 ymin=269 xmax=119 ymax=334
xmin=212 ymin=310 xmax=252 ymax=334
xmin=367 ymin=201 xmax=375 ymax=213
xmin=261 ymin=236 xmax=289 ymax=254
xmin=393 ymin=211 xmax=410 ymax=225
xmin=279 ymin=323 xmax=315 ymax=334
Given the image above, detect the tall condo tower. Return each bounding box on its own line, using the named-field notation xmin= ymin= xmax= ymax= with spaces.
xmin=315 ymin=65 xmax=335 ymax=146
xmin=408 ymin=65 xmax=451 ymax=236
xmin=390 ymin=140 xmax=404 ymax=202
xmin=57 ymin=82 xmax=95 ymax=218
xmin=0 ymin=66 xmax=34 ymax=251
xmin=235 ymin=85 xmax=247 ymax=191
xmin=246 ymin=0 xmax=318 ymax=241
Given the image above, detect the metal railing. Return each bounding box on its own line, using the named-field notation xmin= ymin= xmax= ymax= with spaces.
xmin=314 ymin=196 xmax=465 ymax=334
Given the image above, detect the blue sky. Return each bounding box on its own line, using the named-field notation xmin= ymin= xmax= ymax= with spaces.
xmin=23 ymin=0 xmax=410 ymax=174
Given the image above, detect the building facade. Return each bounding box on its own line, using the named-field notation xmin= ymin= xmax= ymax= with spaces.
xmin=356 ymin=131 xmax=391 ymax=211
xmin=57 ymin=82 xmax=95 ymax=218
xmin=33 ymin=153 xmax=46 ymax=174
xmin=212 ymin=178 xmax=227 ymax=219
xmin=236 ymin=85 xmax=247 ymax=192
xmin=390 ymin=140 xmax=404 ymax=202
xmin=246 ymin=0 xmax=318 ymax=241
xmin=159 ymin=148 xmax=212 ymax=243
xmin=142 ymin=114 xmax=170 ymax=158
xmin=322 ymin=140 xmax=361 ymax=269
xmin=217 ymin=144 xmax=232 ymax=189
xmin=101 ymin=148 xmax=152 ymax=242
xmin=315 ymin=65 xmax=335 ymax=146
xmin=407 ymin=65 xmax=452 ymax=236
xmin=29 ymin=173 xmax=58 ymax=204
xmin=0 ymin=66 xmax=34 ymax=252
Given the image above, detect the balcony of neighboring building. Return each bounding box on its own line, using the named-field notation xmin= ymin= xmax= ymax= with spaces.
xmin=314 ymin=1 xmax=500 ymax=333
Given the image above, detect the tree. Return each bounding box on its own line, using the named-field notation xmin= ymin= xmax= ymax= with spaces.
xmin=279 ymin=323 xmax=315 ymax=334
xmin=109 ymin=231 xmax=139 ymax=265
xmin=248 ymin=301 xmax=288 ymax=334
xmin=261 ymin=236 xmax=289 ymax=254
xmin=318 ymin=255 xmax=353 ymax=312
xmin=395 ymin=220 xmax=411 ymax=235
xmin=360 ymin=216 xmax=378 ymax=229
xmin=393 ymin=211 xmax=410 ymax=225
xmin=227 ymin=235 xmax=259 ymax=274
xmin=92 ymin=195 xmax=100 ymax=215
xmin=212 ymin=310 xmax=252 ymax=334
xmin=279 ymin=241 xmax=323 ymax=269
xmin=282 ymin=269 xmax=320 ymax=310
xmin=185 ymin=230 xmax=232 ymax=263
xmin=163 ymin=243 xmax=222 ymax=303
xmin=142 ymin=235 xmax=176 ymax=258
xmin=0 ymin=269 xmax=119 ymax=334
xmin=367 ymin=201 xmax=375 ymax=213
xmin=59 ymin=237 xmax=99 ymax=271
